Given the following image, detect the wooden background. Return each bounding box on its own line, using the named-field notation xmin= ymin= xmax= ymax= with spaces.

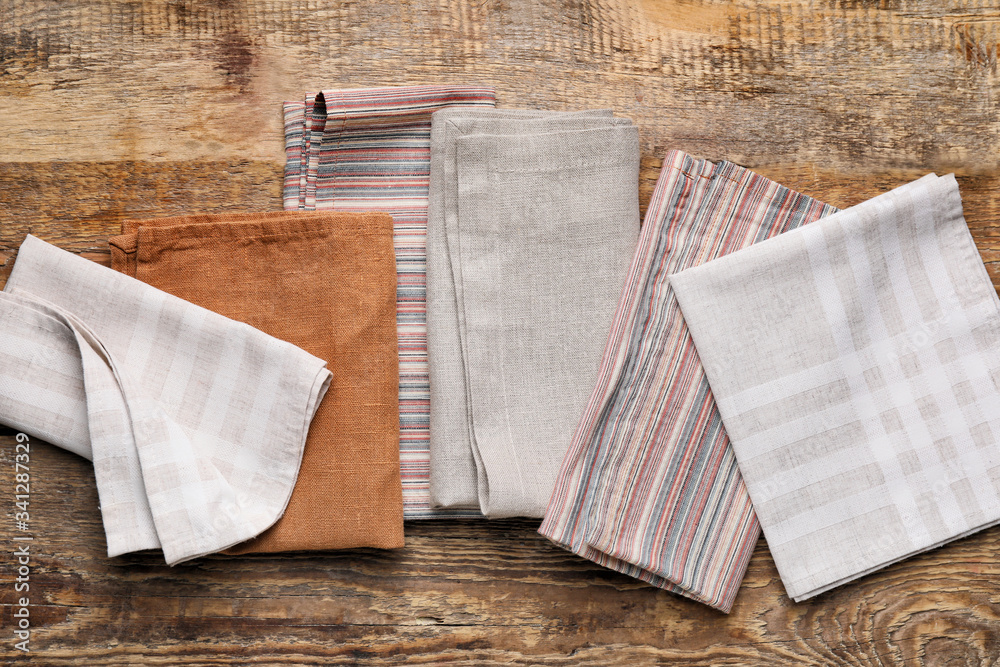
xmin=3 ymin=0 xmax=1000 ymax=664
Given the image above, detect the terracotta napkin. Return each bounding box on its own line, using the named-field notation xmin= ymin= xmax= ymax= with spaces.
xmin=539 ymin=151 xmax=837 ymax=611
xmin=671 ymin=174 xmax=1000 ymax=601
xmin=1 ymin=235 xmax=331 ymax=563
xmin=284 ymin=85 xmax=497 ymax=518
xmin=109 ymin=211 xmax=404 ymax=552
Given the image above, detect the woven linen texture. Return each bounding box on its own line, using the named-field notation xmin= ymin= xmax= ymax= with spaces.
xmin=109 ymin=211 xmax=403 ymax=552
xmin=434 ymin=121 xmax=641 ymax=518
xmin=539 ymin=150 xmax=838 ymax=612
xmin=670 ymin=173 xmax=1000 ymax=601
xmin=283 ymin=85 xmax=496 ymax=518
xmin=426 ymin=108 xmax=627 ymax=510
xmin=1 ymin=235 xmax=331 ymax=564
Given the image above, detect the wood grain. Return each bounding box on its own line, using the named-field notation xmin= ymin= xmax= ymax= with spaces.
xmin=2 ymin=0 xmax=1000 ymax=663
xmin=2 ymin=439 xmax=1000 ymax=665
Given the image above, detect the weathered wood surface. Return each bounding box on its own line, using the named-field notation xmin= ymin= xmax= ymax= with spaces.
xmin=1 ymin=0 xmax=999 ymax=664
xmin=4 ymin=439 xmax=1000 ymax=666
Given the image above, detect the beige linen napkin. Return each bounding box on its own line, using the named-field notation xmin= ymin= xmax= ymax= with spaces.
xmin=429 ymin=121 xmax=639 ymax=517
xmin=426 ymin=108 xmax=626 ymax=510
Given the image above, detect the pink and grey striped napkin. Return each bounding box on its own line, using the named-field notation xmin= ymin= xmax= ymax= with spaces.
xmin=671 ymin=173 xmax=1000 ymax=601
xmin=0 ymin=235 xmax=331 ymax=564
xmin=283 ymin=85 xmax=497 ymax=518
xmin=540 ymin=151 xmax=837 ymax=612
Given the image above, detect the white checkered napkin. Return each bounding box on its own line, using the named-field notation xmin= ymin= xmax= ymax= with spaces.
xmin=670 ymin=174 xmax=1000 ymax=601
xmin=3 ymin=236 xmax=332 ymax=564
xmin=0 ymin=291 xmax=92 ymax=459
xmin=0 ymin=293 xmax=160 ymax=554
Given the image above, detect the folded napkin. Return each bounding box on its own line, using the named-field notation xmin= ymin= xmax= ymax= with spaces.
xmin=426 ymin=116 xmax=640 ymax=517
xmin=108 ymin=211 xmax=404 ymax=553
xmin=426 ymin=108 xmax=631 ymax=509
xmin=538 ymin=151 xmax=837 ymax=612
xmin=284 ymin=85 xmax=497 ymax=518
xmin=671 ymin=174 xmax=1000 ymax=601
xmin=0 ymin=235 xmax=331 ymax=563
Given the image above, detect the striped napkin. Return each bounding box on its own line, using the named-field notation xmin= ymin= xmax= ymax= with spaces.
xmin=109 ymin=211 xmax=404 ymax=553
xmin=671 ymin=174 xmax=1000 ymax=601
xmin=427 ymin=114 xmax=640 ymax=517
xmin=539 ymin=151 xmax=837 ymax=612
xmin=0 ymin=235 xmax=331 ymax=564
xmin=283 ymin=85 xmax=496 ymax=518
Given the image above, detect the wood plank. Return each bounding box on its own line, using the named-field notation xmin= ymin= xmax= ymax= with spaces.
xmin=2 ymin=0 xmax=1000 ymax=663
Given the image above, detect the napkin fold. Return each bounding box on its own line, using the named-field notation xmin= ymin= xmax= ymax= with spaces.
xmin=670 ymin=173 xmax=1000 ymax=601
xmin=1 ymin=235 xmax=331 ymax=563
xmin=539 ymin=151 xmax=838 ymax=612
xmin=284 ymin=85 xmax=497 ymax=518
xmin=426 ymin=111 xmax=640 ymax=517
xmin=109 ymin=211 xmax=404 ymax=553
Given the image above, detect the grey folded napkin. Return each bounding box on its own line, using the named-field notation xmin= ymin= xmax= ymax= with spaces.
xmin=427 ymin=108 xmax=625 ymax=509
xmin=426 ymin=110 xmax=640 ymax=517
xmin=0 ymin=235 xmax=331 ymax=564
xmin=670 ymin=174 xmax=1000 ymax=601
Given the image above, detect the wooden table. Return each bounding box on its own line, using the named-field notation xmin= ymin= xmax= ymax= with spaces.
xmin=2 ymin=1 xmax=1000 ymax=664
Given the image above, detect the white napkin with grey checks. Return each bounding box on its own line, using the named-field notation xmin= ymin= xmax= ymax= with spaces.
xmin=670 ymin=174 xmax=1000 ymax=601
xmin=0 ymin=235 xmax=331 ymax=564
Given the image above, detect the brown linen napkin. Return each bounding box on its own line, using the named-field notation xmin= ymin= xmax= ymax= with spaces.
xmin=109 ymin=210 xmax=404 ymax=552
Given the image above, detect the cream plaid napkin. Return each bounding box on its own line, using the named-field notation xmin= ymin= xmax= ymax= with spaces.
xmin=427 ymin=117 xmax=640 ymax=517
xmin=670 ymin=174 xmax=1000 ymax=601
xmin=0 ymin=289 xmax=92 ymax=459
xmin=0 ymin=235 xmax=331 ymax=564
